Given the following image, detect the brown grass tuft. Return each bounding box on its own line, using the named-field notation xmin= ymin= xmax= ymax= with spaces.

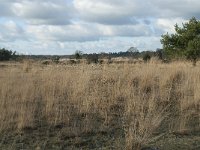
xmin=0 ymin=61 xmax=200 ymax=149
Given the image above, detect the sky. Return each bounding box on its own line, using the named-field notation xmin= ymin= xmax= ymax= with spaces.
xmin=0 ymin=0 xmax=200 ymax=55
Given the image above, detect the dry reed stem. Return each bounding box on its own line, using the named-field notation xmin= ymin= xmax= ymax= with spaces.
xmin=0 ymin=61 xmax=199 ymax=149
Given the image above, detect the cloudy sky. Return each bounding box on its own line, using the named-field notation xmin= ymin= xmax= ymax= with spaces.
xmin=0 ymin=0 xmax=199 ymax=55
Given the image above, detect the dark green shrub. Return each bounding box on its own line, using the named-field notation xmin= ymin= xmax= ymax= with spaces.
xmin=0 ymin=48 xmax=15 ymax=61
xmin=74 ymin=50 xmax=83 ymax=60
xmin=156 ymin=49 xmax=164 ymax=60
xmin=87 ymin=54 xmax=99 ymax=64
xmin=99 ymin=59 xmax=104 ymax=64
xmin=143 ymin=53 xmax=151 ymax=62
xmin=42 ymin=60 xmax=51 ymax=65
xmin=52 ymin=56 xmax=60 ymax=64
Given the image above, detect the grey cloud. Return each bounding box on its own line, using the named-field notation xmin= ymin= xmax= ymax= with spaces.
xmin=0 ymin=20 xmax=28 ymax=42
xmin=74 ymin=0 xmax=200 ymax=25
xmin=82 ymin=15 xmax=138 ymax=25
xmin=2 ymin=0 xmax=200 ymax=26
xmin=110 ymin=25 xmax=152 ymax=37
xmin=12 ymin=1 xmax=74 ymax=25
xmin=143 ymin=20 xmax=151 ymax=25
xmin=73 ymin=0 xmax=138 ymax=25
xmin=145 ymin=0 xmax=200 ymax=18
xmin=0 ymin=3 xmax=14 ymax=17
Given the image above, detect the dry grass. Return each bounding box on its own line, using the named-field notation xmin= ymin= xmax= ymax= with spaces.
xmin=0 ymin=60 xmax=200 ymax=149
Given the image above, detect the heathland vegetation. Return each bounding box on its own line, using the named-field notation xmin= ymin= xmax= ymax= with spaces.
xmin=0 ymin=17 xmax=200 ymax=150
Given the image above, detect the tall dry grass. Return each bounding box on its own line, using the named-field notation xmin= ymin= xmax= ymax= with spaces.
xmin=0 ymin=61 xmax=200 ymax=149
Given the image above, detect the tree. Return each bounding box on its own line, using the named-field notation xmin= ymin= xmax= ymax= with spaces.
xmin=143 ymin=53 xmax=151 ymax=62
xmin=127 ymin=47 xmax=139 ymax=58
xmin=186 ymin=37 xmax=200 ymax=65
xmin=74 ymin=50 xmax=83 ymax=60
xmin=155 ymin=48 xmax=164 ymax=60
xmin=161 ymin=17 xmax=200 ymax=65
xmin=0 ymin=48 xmax=13 ymax=61
xmin=127 ymin=47 xmax=139 ymax=53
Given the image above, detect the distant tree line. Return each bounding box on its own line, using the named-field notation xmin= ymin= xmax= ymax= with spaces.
xmin=3 ymin=49 xmax=163 ymax=63
xmin=0 ymin=47 xmax=165 ymax=64
xmin=72 ymin=48 xmax=164 ymax=64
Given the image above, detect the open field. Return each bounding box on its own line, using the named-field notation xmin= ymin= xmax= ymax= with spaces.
xmin=0 ymin=60 xmax=200 ymax=149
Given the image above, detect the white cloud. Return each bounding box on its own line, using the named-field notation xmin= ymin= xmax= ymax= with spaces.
xmin=0 ymin=0 xmax=200 ymax=54
xmin=154 ymin=18 xmax=187 ymax=34
xmin=25 ymin=22 xmax=153 ymax=43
